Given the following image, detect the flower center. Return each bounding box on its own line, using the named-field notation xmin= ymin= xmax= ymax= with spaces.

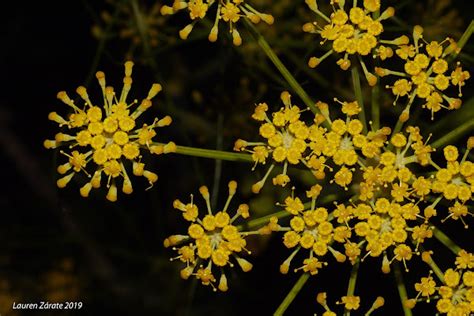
xmin=282 ymin=131 xmax=294 ymax=149
xmin=452 ymin=176 xmax=464 ymax=186
xmin=210 ymin=232 xmax=223 ymax=248
xmin=451 ymin=286 xmax=467 ymax=305
xmin=340 ymin=136 xmax=354 ymax=150
xmin=380 ymin=217 xmax=392 ymax=233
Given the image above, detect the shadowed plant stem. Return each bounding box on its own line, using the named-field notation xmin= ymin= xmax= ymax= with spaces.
xmin=454 ymin=20 xmax=474 ymax=58
xmin=433 ymin=226 xmax=462 ymax=255
xmin=274 ymin=273 xmax=310 ymax=316
xmin=394 ymin=263 xmax=412 ymax=316
xmin=431 ymin=119 xmax=474 ymax=149
xmin=351 ymin=67 xmax=368 ymax=134
xmin=371 ymin=83 xmax=380 ymax=130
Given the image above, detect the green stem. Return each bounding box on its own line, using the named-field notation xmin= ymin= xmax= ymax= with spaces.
xmin=153 ymin=143 xmax=253 ymax=162
xmin=393 ymin=263 xmax=412 ymax=316
xmin=242 ymin=210 xmax=288 ymax=230
xmin=454 ymin=20 xmax=474 ymax=58
xmin=371 ymin=83 xmax=380 ymax=130
xmin=344 ymin=260 xmax=360 ymax=316
xmin=274 ymin=273 xmax=310 ymax=316
xmin=284 ymin=49 xmax=354 ymax=100
xmin=433 ymin=226 xmax=462 ymax=255
xmin=424 ymin=255 xmax=445 ymax=283
xmin=431 ymin=120 xmax=474 ymax=149
xmin=351 ymin=67 xmax=367 ymax=134
xmin=244 ymin=20 xmax=324 ymax=120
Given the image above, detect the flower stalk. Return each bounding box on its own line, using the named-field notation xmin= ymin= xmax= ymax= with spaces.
xmin=351 ymin=67 xmax=368 ymax=134
xmin=432 ymin=226 xmax=462 ymax=255
xmin=344 ymin=260 xmax=360 ymax=316
xmin=274 ymin=273 xmax=310 ymax=316
xmin=394 ymin=263 xmax=412 ymax=316
xmin=153 ymin=143 xmax=253 ymax=162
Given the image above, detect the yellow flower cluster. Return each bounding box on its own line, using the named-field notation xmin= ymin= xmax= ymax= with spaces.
xmin=235 ymin=95 xmax=390 ymax=193
xmin=376 ymin=26 xmax=470 ymax=118
xmin=234 ymin=91 xmax=311 ymax=193
xmin=277 ymin=186 xmax=347 ymax=275
xmin=339 ymin=127 xmax=437 ymax=271
xmin=44 ymin=61 xmax=176 ymax=202
xmin=303 ymin=0 xmax=395 ymax=85
xmin=408 ymin=250 xmax=474 ymax=315
xmin=164 ymin=181 xmax=257 ymax=291
xmin=316 ymin=291 xmax=385 ymax=315
xmin=238 ymin=89 xmax=472 ymax=278
xmin=161 ymin=0 xmax=274 ymax=46
xmin=431 ymin=140 xmax=474 ymax=227
xmin=315 ymin=99 xmax=390 ymax=189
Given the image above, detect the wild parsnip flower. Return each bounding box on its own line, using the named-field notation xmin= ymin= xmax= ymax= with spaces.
xmin=234 ymin=91 xmax=311 ymax=193
xmin=302 ymin=0 xmax=396 ymax=85
xmin=160 ymin=0 xmax=274 ymax=46
xmin=275 ymin=186 xmax=347 ymax=275
xmin=316 ymin=292 xmax=385 ymax=315
xmin=376 ymin=25 xmax=470 ymax=119
xmin=408 ymin=250 xmax=474 ymax=315
xmin=430 ymin=140 xmax=474 ymax=227
xmin=164 ymin=181 xmax=258 ymax=291
xmin=357 ymin=126 xmax=434 ymax=202
xmin=44 ymin=61 xmax=176 ymax=202
xmin=334 ymin=126 xmax=437 ymax=272
xmin=313 ymin=99 xmax=390 ymax=189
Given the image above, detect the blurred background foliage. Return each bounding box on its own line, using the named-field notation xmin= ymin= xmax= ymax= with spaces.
xmin=1 ymin=0 xmax=473 ymax=315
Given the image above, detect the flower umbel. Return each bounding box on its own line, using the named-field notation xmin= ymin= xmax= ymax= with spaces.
xmin=377 ymin=26 xmax=470 ymax=118
xmin=235 ymin=91 xmax=311 ymax=193
xmin=303 ymin=0 xmax=396 ymax=85
xmin=44 ymin=61 xmax=175 ymax=202
xmin=161 ymin=0 xmax=274 ymax=46
xmin=164 ymin=181 xmax=257 ymax=291
xmin=409 ymin=250 xmax=474 ymax=315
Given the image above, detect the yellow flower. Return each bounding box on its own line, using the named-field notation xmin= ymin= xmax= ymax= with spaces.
xmin=380 ymin=26 xmax=469 ymax=118
xmin=414 ymin=275 xmax=436 ymax=298
xmin=161 ymin=0 xmax=273 ymax=45
xmin=236 ymin=91 xmax=311 ymax=193
xmin=279 ymin=192 xmax=346 ymax=275
xmin=304 ymin=0 xmax=394 ymax=84
xmin=431 ymin=142 xmax=473 ymax=226
xmin=341 ymin=295 xmax=361 ymax=310
xmin=415 ymin=251 xmax=474 ymax=315
xmin=45 ymin=62 xmax=175 ymax=202
xmin=164 ymin=181 xmax=257 ymax=291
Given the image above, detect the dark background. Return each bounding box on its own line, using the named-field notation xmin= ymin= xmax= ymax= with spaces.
xmin=1 ymin=0 xmax=473 ymax=315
